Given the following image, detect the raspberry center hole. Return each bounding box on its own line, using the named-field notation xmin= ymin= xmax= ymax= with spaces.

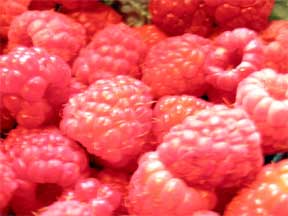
xmin=228 ymin=49 xmax=243 ymax=69
xmin=36 ymin=183 xmax=63 ymax=206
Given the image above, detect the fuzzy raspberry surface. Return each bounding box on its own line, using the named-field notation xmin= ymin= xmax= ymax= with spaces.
xmin=0 ymin=47 xmax=71 ymax=128
xmin=72 ymin=23 xmax=147 ymax=84
xmin=8 ymin=10 xmax=86 ymax=62
xmin=142 ymin=34 xmax=211 ymax=98
xmin=128 ymin=152 xmax=217 ymax=216
xmin=157 ymin=105 xmax=263 ymax=189
xmin=236 ymin=68 xmax=288 ymax=154
xmin=60 ymin=75 xmax=153 ymax=167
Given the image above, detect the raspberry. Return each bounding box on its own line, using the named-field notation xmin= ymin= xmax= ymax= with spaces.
xmin=153 ymin=95 xmax=212 ymax=143
xmin=204 ymin=28 xmax=265 ymax=94
xmin=60 ymin=75 xmax=153 ymax=167
xmin=206 ymin=86 xmax=235 ymax=105
xmin=3 ymin=127 xmax=88 ymax=187
xmin=28 ymin=0 xmax=55 ymax=10
xmin=157 ymin=105 xmax=263 ymax=189
xmin=0 ymin=47 xmax=71 ymax=128
xmin=72 ymin=23 xmax=147 ymax=84
xmin=224 ymin=159 xmax=288 ymax=216
xmin=149 ymin=0 xmax=213 ymax=36
xmin=8 ymin=10 xmax=86 ymax=62
xmin=0 ymin=106 xmax=15 ymax=134
xmin=236 ymin=68 xmax=288 ymax=154
xmin=38 ymin=200 xmax=94 ymax=216
xmin=204 ymin=0 xmax=274 ymax=31
xmin=128 ymin=152 xmax=217 ymax=215
xmin=66 ymin=2 xmax=122 ymax=42
xmin=142 ymin=34 xmax=210 ymax=98
xmin=193 ymin=210 xmax=221 ymax=216
xmin=55 ymin=0 xmax=100 ymax=11
xmin=0 ymin=151 xmax=18 ymax=211
xmin=0 ymin=0 xmax=30 ymax=37
xmin=134 ymin=24 xmax=167 ymax=48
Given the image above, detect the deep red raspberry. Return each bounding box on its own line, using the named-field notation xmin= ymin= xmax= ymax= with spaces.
xmin=193 ymin=210 xmax=221 ymax=216
xmin=128 ymin=152 xmax=217 ymax=215
xmin=55 ymin=0 xmax=100 ymax=11
xmin=28 ymin=0 xmax=55 ymax=10
xmin=38 ymin=200 xmax=94 ymax=216
xmin=0 ymin=151 xmax=18 ymax=211
xmin=236 ymin=68 xmax=288 ymax=154
xmin=60 ymin=75 xmax=153 ymax=167
xmin=157 ymin=105 xmax=263 ymax=189
xmin=153 ymin=95 xmax=212 ymax=143
xmin=3 ymin=127 xmax=88 ymax=187
xmin=149 ymin=0 xmax=213 ymax=36
xmin=206 ymin=86 xmax=236 ymax=105
xmin=204 ymin=28 xmax=265 ymax=94
xmin=8 ymin=10 xmax=86 ymax=62
xmin=261 ymin=20 xmax=288 ymax=73
xmin=0 ymin=106 xmax=15 ymax=134
xmin=0 ymin=47 xmax=71 ymax=128
xmin=134 ymin=24 xmax=167 ymax=48
xmin=224 ymin=159 xmax=288 ymax=216
xmin=0 ymin=0 xmax=30 ymax=37
xmin=204 ymin=0 xmax=274 ymax=31
xmin=72 ymin=23 xmax=147 ymax=84
xmin=66 ymin=2 xmax=122 ymax=42
xmin=214 ymin=187 xmax=240 ymax=214
xmin=142 ymin=34 xmax=211 ymax=99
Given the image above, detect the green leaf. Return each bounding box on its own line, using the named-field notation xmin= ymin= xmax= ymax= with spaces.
xmin=270 ymin=0 xmax=288 ymax=20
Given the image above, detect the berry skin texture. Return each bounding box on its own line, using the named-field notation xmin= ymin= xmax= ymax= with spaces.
xmin=3 ymin=127 xmax=88 ymax=187
xmin=72 ymin=23 xmax=147 ymax=84
xmin=204 ymin=28 xmax=265 ymax=93
xmin=152 ymin=95 xmax=212 ymax=143
xmin=60 ymin=75 xmax=153 ymax=167
xmin=0 ymin=47 xmax=71 ymax=128
xmin=236 ymin=69 xmax=288 ymax=154
xmin=0 ymin=0 xmax=30 ymax=37
xmin=204 ymin=0 xmax=274 ymax=31
xmin=193 ymin=210 xmax=220 ymax=216
xmin=157 ymin=105 xmax=263 ymax=189
xmin=38 ymin=200 xmax=94 ymax=216
xmin=0 ymin=151 xmax=18 ymax=211
xmin=224 ymin=159 xmax=288 ymax=216
xmin=128 ymin=152 xmax=217 ymax=216
xmin=8 ymin=10 xmax=86 ymax=62
xmin=142 ymin=34 xmax=210 ymax=99
xmin=149 ymin=0 xmax=213 ymax=36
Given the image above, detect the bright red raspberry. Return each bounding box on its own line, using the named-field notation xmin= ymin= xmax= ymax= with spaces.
xmin=60 ymin=75 xmax=153 ymax=167
xmin=8 ymin=10 xmax=86 ymax=62
xmin=128 ymin=152 xmax=217 ymax=215
xmin=204 ymin=28 xmax=265 ymax=93
xmin=149 ymin=0 xmax=213 ymax=36
xmin=72 ymin=23 xmax=147 ymax=84
xmin=38 ymin=200 xmax=94 ymax=216
xmin=0 ymin=151 xmax=18 ymax=211
xmin=66 ymin=2 xmax=122 ymax=42
xmin=153 ymin=95 xmax=212 ymax=143
xmin=3 ymin=127 xmax=88 ymax=187
xmin=0 ymin=0 xmax=30 ymax=37
xmin=224 ymin=159 xmax=288 ymax=216
xmin=0 ymin=47 xmax=71 ymax=128
xmin=134 ymin=24 xmax=167 ymax=48
xmin=142 ymin=34 xmax=211 ymax=99
xmin=261 ymin=20 xmax=288 ymax=73
xmin=236 ymin=69 xmax=288 ymax=154
xmin=204 ymin=0 xmax=274 ymax=31
xmin=157 ymin=105 xmax=263 ymax=189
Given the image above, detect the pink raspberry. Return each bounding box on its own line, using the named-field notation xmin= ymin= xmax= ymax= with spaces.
xmin=0 ymin=150 xmax=18 ymax=211
xmin=38 ymin=200 xmax=94 ymax=216
xmin=142 ymin=34 xmax=211 ymax=98
xmin=60 ymin=75 xmax=153 ymax=167
xmin=3 ymin=127 xmax=88 ymax=186
xmin=204 ymin=0 xmax=274 ymax=31
xmin=204 ymin=28 xmax=265 ymax=94
xmin=153 ymin=95 xmax=212 ymax=143
xmin=157 ymin=105 xmax=263 ymax=189
xmin=0 ymin=47 xmax=71 ymax=128
xmin=236 ymin=68 xmax=288 ymax=154
xmin=0 ymin=0 xmax=30 ymax=37
xmin=149 ymin=0 xmax=213 ymax=37
xmin=128 ymin=152 xmax=217 ymax=215
xmin=8 ymin=10 xmax=86 ymax=62
xmin=193 ymin=210 xmax=221 ymax=216
xmin=72 ymin=23 xmax=147 ymax=84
